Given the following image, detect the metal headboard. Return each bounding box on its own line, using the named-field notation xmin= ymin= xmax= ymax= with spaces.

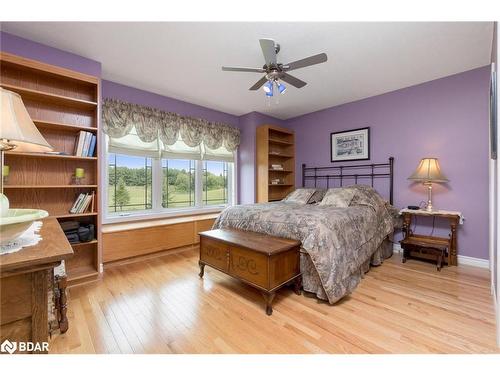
xmin=301 ymin=157 xmax=394 ymax=205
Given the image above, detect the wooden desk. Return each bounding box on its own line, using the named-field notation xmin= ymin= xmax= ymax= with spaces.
xmin=0 ymin=218 xmax=73 ymax=354
xmin=400 ymin=209 xmax=463 ymax=267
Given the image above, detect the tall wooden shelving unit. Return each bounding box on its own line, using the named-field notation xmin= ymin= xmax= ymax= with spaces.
xmin=256 ymin=124 xmax=295 ymax=202
xmin=1 ymin=52 xmax=101 ymax=285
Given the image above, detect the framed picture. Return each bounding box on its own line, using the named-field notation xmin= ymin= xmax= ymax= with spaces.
xmin=330 ymin=127 xmax=370 ymax=162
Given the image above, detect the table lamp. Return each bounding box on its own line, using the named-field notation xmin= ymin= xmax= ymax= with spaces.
xmin=408 ymin=157 xmax=448 ymax=212
xmin=0 ymin=87 xmax=53 ymax=216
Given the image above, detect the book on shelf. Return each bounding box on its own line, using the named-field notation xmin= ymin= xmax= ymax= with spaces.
xmin=74 ymin=131 xmax=86 ymax=156
xmin=74 ymin=131 xmax=97 ymax=157
xmin=88 ymin=134 xmax=97 ymax=157
xmin=69 ymin=191 xmax=95 ymax=214
xmin=82 ymin=132 xmax=92 ymax=156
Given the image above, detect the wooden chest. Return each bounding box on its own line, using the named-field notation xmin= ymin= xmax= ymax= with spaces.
xmin=199 ymin=228 xmax=301 ymax=315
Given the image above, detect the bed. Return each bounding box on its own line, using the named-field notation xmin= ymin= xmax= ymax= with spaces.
xmin=212 ymin=158 xmax=399 ymax=304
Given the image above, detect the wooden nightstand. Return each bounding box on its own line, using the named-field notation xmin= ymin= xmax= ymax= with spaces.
xmin=399 ymin=209 xmax=464 ymax=269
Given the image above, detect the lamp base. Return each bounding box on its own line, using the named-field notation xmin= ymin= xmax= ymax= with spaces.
xmin=424 ymin=182 xmax=434 ymax=212
xmin=0 ymin=193 xmax=9 ymax=217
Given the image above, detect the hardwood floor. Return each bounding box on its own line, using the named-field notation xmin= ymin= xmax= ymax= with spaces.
xmin=49 ymin=248 xmax=499 ymax=354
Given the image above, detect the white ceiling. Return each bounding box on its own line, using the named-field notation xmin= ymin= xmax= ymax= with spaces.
xmin=1 ymin=22 xmax=494 ymax=119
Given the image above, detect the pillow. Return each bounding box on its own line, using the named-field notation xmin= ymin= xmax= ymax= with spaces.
xmin=283 ymin=188 xmax=317 ymax=204
xmin=308 ymin=189 xmax=326 ymax=204
xmin=348 ymin=185 xmax=387 ymax=211
xmin=318 ymin=187 xmax=356 ymax=207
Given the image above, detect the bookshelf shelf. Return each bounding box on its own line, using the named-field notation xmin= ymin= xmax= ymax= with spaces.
xmin=33 ymin=119 xmax=98 ymax=133
xmin=4 ymin=185 xmax=98 ymax=189
xmin=0 ymin=83 xmax=98 ymax=109
xmin=51 ymin=212 xmax=98 ymax=219
xmin=268 ymin=153 xmax=294 ymax=158
xmin=269 ymin=138 xmax=293 ymax=145
xmin=1 ymin=52 xmax=101 ymax=285
xmin=71 ymin=240 xmax=98 ymax=248
xmin=5 ymin=151 xmax=97 ymax=161
xmin=67 ymin=265 xmax=99 ymax=283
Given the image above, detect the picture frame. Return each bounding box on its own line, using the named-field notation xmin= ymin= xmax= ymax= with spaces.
xmin=330 ymin=127 xmax=370 ymax=162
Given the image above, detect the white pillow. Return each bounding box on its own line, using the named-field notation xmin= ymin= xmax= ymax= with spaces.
xmin=283 ymin=188 xmax=317 ymax=204
xmin=318 ymin=188 xmax=356 ymax=207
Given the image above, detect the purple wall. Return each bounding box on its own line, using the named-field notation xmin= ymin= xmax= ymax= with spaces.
xmin=102 ymin=80 xmax=239 ymax=126
xmin=287 ymin=66 xmax=491 ymax=259
xmin=0 ymin=31 xmax=101 ymax=77
xmin=237 ymin=112 xmax=286 ymax=204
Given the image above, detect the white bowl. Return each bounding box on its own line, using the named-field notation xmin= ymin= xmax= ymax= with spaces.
xmin=0 ymin=209 xmax=49 ymax=245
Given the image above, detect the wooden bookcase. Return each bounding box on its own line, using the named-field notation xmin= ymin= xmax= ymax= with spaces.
xmin=1 ymin=52 xmax=101 ymax=284
xmin=256 ymin=124 xmax=295 ymax=202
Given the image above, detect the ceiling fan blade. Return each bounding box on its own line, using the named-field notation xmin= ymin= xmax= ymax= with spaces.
xmin=259 ymin=38 xmax=277 ymax=66
xmin=222 ymin=66 xmax=266 ymax=73
xmin=281 ymin=73 xmax=307 ymax=88
xmin=284 ymin=53 xmax=328 ymax=71
xmin=249 ymin=76 xmax=269 ymax=91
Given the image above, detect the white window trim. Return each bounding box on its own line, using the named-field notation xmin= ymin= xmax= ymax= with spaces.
xmin=101 ymin=135 xmax=237 ymax=224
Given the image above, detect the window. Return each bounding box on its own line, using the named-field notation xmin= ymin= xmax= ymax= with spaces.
xmin=105 ymin=137 xmax=235 ymax=221
xmin=108 ymin=153 xmax=152 ymax=213
xmin=202 ymin=161 xmax=229 ymax=206
xmin=162 ymin=159 xmax=196 ymax=208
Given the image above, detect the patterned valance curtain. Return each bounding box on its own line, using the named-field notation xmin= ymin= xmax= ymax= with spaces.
xmin=102 ymin=99 xmax=240 ymax=161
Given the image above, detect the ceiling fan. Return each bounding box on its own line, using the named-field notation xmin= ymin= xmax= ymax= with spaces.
xmin=222 ymin=38 xmax=328 ymax=97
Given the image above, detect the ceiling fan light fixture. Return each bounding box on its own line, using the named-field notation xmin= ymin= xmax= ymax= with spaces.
xmin=277 ymin=82 xmax=286 ymax=94
xmin=263 ymin=80 xmax=273 ymax=94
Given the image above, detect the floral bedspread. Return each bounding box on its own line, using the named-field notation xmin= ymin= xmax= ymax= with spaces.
xmin=213 ymin=189 xmax=394 ymax=303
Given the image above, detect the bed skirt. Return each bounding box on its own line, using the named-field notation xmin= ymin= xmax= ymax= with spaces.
xmin=299 ymin=234 xmax=394 ymax=302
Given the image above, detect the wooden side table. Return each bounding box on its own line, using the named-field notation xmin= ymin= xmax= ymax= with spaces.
xmin=399 ymin=209 xmax=463 ymax=268
xmin=0 ymin=218 xmax=73 ymax=354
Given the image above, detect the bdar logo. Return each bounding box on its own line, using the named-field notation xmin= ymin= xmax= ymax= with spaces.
xmin=1 ymin=339 xmax=17 ymax=354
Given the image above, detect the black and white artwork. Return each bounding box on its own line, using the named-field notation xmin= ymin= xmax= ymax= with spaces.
xmin=330 ymin=127 xmax=370 ymax=162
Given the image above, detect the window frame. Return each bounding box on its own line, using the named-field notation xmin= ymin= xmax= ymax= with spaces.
xmin=101 ymin=135 xmax=237 ymax=224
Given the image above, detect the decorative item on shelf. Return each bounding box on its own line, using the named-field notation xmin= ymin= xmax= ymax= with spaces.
xmin=73 ymin=168 xmax=85 ymax=185
xmin=2 ymin=165 xmax=9 ymax=185
xmin=0 ymin=88 xmax=51 ymax=243
xmin=271 ymin=178 xmax=283 ymax=185
xmin=408 ymin=157 xmax=449 ymax=212
xmin=60 ymin=221 xmax=95 ymax=244
xmin=271 ymin=164 xmax=283 ymax=170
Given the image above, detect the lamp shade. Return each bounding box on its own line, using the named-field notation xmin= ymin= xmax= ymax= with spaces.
xmin=0 ymin=88 xmax=52 ymax=152
xmin=408 ymin=158 xmax=449 ymax=182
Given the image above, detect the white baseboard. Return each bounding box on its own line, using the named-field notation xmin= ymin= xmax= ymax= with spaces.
xmin=392 ymin=243 xmax=490 ymax=269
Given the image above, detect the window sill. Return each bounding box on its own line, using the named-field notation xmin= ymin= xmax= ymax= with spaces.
xmin=102 ymin=206 xmax=226 ymax=226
